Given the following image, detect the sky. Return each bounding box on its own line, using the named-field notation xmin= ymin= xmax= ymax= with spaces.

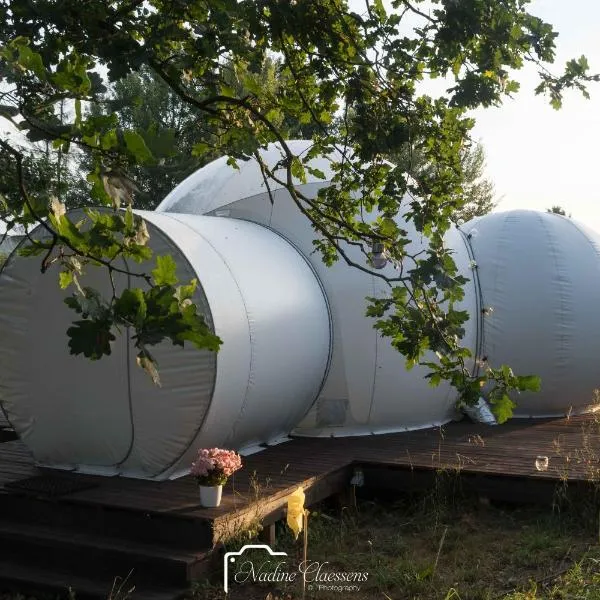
xmin=461 ymin=1 xmax=600 ymax=231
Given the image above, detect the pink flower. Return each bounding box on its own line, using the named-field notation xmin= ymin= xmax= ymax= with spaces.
xmin=191 ymin=448 xmax=242 ymax=485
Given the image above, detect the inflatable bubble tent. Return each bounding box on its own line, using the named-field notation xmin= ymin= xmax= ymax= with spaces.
xmin=1 ymin=140 xmax=600 ymax=480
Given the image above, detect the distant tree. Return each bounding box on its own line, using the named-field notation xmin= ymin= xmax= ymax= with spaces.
xmin=0 ymin=143 xmax=80 ymax=212
xmin=66 ymin=66 xmax=212 ymax=209
xmin=70 ymin=60 xmax=317 ymax=210
xmin=455 ymin=144 xmax=496 ymax=223
xmin=392 ymin=142 xmax=496 ymax=223
xmin=547 ymin=205 xmax=569 ymax=217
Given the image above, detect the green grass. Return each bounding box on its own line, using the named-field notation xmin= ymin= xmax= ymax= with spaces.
xmin=188 ymin=484 xmax=600 ymax=600
xmin=3 ymin=484 xmax=600 ymax=600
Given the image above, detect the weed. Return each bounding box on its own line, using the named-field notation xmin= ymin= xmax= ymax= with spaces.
xmin=214 ymin=471 xmax=273 ymax=547
xmin=105 ymin=572 xmax=135 ymax=600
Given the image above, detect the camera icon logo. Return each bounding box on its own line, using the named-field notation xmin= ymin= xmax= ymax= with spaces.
xmin=223 ymin=544 xmax=288 ymax=592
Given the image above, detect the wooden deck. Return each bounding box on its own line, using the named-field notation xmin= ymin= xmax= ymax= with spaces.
xmin=0 ymin=414 xmax=599 ymax=598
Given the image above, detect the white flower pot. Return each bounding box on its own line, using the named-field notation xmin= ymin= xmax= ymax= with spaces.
xmin=199 ymin=484 xmax=223 ymax=508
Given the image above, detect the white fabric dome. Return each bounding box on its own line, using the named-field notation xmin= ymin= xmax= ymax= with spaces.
xmin=158 ymin=140 xmax=336 ymax=215
xmin=160 ymin=141 xmax=479 ymax=436
xmin=465 ymin=209 xmax=600 ymax=416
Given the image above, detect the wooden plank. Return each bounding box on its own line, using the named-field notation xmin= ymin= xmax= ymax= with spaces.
xmin=0 ymin=414 xmax=598 ymax=526
xmin=360 ymin=464 xmax=566 ymax=504
xmin=0 ymin=559 xmax=187 ymax=600
xmin=0 ymin=414 xmax=598 ymax=599
xmin=210 ymin=465 xmax=353 ymax=544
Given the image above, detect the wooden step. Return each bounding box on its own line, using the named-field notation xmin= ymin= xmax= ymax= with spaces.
xmin=0 ymin=520 xmax=213 ymax=585
xmin=0 ymin=559 xmax=188 ymax=600
xmin=0 ymin=492 xmax=213 ymax=550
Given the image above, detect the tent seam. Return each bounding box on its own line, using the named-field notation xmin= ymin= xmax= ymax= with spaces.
xmin=457 ymin=226 xmax=484 ymax=377
xmin=135 ymin=214 xmax=218 ymax=479
xmin=150 ymin=213 xmax=246 ymax=477
xmin=230 ymin=219 xmax=335 ymax=415
xmin=115 ymin=255 xmax=137 ymax=469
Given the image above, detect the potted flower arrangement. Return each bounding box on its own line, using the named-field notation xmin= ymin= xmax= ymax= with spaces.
xmin=191 ymin=447 xmax=242 ymax=508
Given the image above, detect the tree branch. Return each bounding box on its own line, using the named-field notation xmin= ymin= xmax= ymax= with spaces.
xmin=0 ymin=137 xmax=152 ymax=284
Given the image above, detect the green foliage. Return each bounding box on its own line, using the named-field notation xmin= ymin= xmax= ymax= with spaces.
xmin=456 ymin=143 xmax=496 ymax=223
xmin=66 ymin=60 xmax=316 ymax=210
xmin=391 ymin=141 xmax=496 ymax=224
xmin=67 ymin=318 xmax=116 ymax=360
xmin=547 ymin=205 xmax=569 ymax=217
xmin=69 ymin=66 xmax=209 ymax=210
xmin=150 ymin=255 xmax=177 ymax=287
xmin=0 ymin=147 xmax=81 ymax=220
xmin=52 ymin=208 xmax=222 ymax=375
xmin=0 ymin=0 xmax=595 ymax=405
xmin=214 ymin=495 xmax=600 ymax=600
xmin=122 ymin=130 xmax=153 ymax=164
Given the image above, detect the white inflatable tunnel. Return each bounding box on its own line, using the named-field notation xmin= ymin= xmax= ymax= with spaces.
xmin=157 ymin=141 xmax=479 ymax=438
xmin=0 ymin=213 xmax=331 ymax=479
